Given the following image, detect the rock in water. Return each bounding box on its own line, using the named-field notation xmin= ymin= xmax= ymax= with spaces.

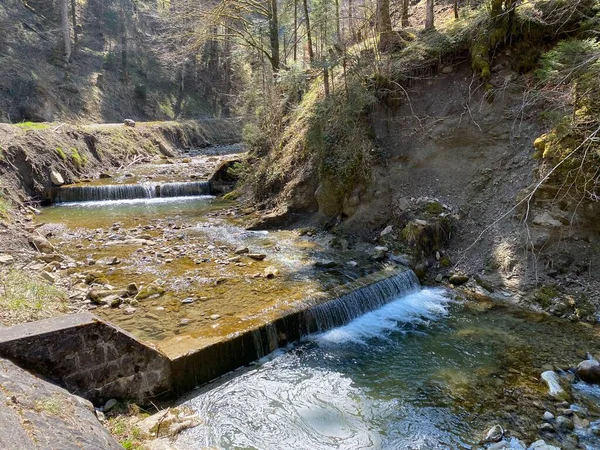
xmin=575 ymin=359 xmax=600 ymax=384
xmin=50 ymin=169 xmax=64 ymax=186
xmin=541 ymin=371 xmax=565 ymax=397
xmin=528 ymin=439 xmax=561 ymax=450
xmin=555 ymin=415 xmax=574 ymax=431
xmin=484 ymin=424 xmax=504 ymax=443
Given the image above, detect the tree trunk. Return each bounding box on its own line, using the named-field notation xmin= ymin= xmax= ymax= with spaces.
xmin=293 ymin=0 xmax=297 ymax=62
xmin=377 ymin=0 xmax=393 ymax=51
xmin=454 ymin=0 xmax=459 ymax=19
xmin=401 ymin=0 xmax=409 ymax=27
xmin=323 ymin=67 xmax=329 ymax=97
xmin=303 ymin=0 xmax=314 ymax=64
xmin=59 ymin=0 xmax=71 ymax=62
xmin=348 ymin=0 xmax=355 ymax=42
xmin=335 ymin=0 xmax=341 ymax=43
xmin=425 ymin=0 xmax=434 ymax=30
xmin=70 ymin=0 xmax=77 ymax=44
xmin=269 ymin=0 xmax=280 ymax=72
xmin=120 ymin=0 xmax=127 ymax=80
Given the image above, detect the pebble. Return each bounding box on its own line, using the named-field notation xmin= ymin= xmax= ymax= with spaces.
xmin=539 ymin=422 xmax=554 ymax=432
xmin=124 ymin=307 xmax=136 ymax=315
xmin=179 ymin=319 xmax=190 ymax=326
xmin=484 ymin=424 xmax=504 ymax=443
xmin=543 ymin=411 xmax=554 ymax=421
xmin=209 ymin=314 xmax=221 ymax=320
xmin=181 ymin=298 xmax=194 ymax=304
xmin=103 ymin=399 xmax=118 ymax=412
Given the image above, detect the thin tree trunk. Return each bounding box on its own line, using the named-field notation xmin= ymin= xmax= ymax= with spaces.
xmin=303 ymin=0 xmax=314 ymax=64
xmin=59 ymin=0 xmax=71 ymax=62
xmin=401 ymin=0 xmax=409 ymax=27
xmin=377 ymin=0 xmax=392 ymax=51
xmin=425 ymin=0 xmax=434 ymax=30
xmin=348 ymin=0 xmax=355 ymax=42
xmin=269 ymin=0 xmax=280 ymax=72
xmin=70 ymin=0 xmax=77 ymax=44
xmin=454 ymin=0 xmax=459 ymax=19
xmin=120 ymin=0 xmax=127 ymax=80
xmin=323 ymin=67 xmax=329 ymax=97
xmin=335 ymin=0 xmax=341 ymax=43
xmin=293 ymin=0 xmax=298 ymax=62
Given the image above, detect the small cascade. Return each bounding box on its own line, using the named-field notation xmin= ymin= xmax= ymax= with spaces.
xmin=54 ymin=181 xmax=210 ymax=203
xmin=303 ymin=270 xmax=421 ymax=333
xmin=159 ymin=181 xmax=210 ymax=198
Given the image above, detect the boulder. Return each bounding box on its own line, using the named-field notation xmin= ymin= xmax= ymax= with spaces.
xmin=123 ymin=119 xmax=136 ymax=127
xmin=0 ymin=358 xmax=121 ymax=449
xmin=50 ymin=170 xmax=64 ymax=186
xmin=29 ymin=235 xmax=54 ymax=254
xmin=576 ymin=359 xmax=600 ymax=384
xmin=449 ymin=273 xmax=469 ymax=285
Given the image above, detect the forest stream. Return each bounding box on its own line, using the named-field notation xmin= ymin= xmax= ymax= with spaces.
xmin=35 ymin=144 xmax=600 ymax=450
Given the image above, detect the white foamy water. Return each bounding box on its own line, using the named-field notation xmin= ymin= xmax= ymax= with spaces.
xmin=316 ymin=288 xmax=452 ymax=345
xmin=176 ymin=288 xmax=469 ymax=450
xmin=55 ymin=195 xmax=214 ymax=208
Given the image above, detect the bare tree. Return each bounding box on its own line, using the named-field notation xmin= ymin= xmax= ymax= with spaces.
xmin=59 ymin=0 xmax=71 ymax=62
xmin=303 ymin=0 xmax=314 ymax=64
xmin=401 ymin=0 xmax=409 ymax=27
xmin=425 ymin=0 xmax=434 ymax=30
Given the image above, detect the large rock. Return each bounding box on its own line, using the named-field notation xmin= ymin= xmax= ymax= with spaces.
xmin=449 ymin=273 xmax=469 ymax=285
xmin=29 ymin=235 xmax=55 ymax=254
xmin=0 ymin=358 xmax=121 ymax=449
xmin=575 ymin=359 xmax=600 ymax=384
xmin=541 ymin=370 xmax=565 ymax=397
xmin=50 ymin=170 xmax=64 ymax=186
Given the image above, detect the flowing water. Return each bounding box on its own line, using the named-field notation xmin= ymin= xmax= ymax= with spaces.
xmin=36 ymin=147 xmax=600 ymax=449
xmin=176 ymin=290 xmax=600 ymax=450
xmin=36 ymin=150 xmax=400 ymax=358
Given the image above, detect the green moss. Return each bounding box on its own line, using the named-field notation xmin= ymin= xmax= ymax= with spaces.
xmin=16 ymin=121 xmax=50 ymax=130
xmin=0 ymin=197 xmax=10 ymax=219
xmin=425 ymin=201 xmax=443 ymax=215
xmin=70 ymin=148 xmax=86 ymax=169
xmin=222 ymin=189 xmax=240 ymax=200
xmin=440 ymin=256 xmax=451 ymax=268
xmin=533 ymin=285 xmax=559 ymax=308
xmin=55 ymin=147 xmax=66 ymax=160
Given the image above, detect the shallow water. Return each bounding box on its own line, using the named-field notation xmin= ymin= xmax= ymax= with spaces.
xmin=37 ymin=194 xmax=390 ymax=357
xmin=176 ymin=289 xmax=600 ymax=450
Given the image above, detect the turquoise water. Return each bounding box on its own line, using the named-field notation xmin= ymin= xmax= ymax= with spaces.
xmin=176 ymin=289 xmax=600 ymax=450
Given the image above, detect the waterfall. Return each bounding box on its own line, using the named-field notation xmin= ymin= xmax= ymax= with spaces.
xmin=54 ymin=181 xmax=211 ymax=203
xmin=303 ymin=270 xmax=421 ymax=333
xmin=173 ymin=269 xmax=422 ymax=393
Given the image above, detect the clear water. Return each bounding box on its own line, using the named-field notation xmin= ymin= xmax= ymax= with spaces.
xmin=176 ymin=289 xmax=600 ymax=450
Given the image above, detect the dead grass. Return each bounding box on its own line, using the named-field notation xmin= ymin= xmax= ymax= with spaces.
xmin=0 ymin=269 xmax=68 ymax=325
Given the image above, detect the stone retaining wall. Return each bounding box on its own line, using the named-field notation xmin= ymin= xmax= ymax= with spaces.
xmin=0 ymin=312 xmax=172 ymax=404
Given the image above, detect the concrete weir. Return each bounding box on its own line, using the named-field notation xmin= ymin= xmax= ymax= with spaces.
xmin=0 ymin=268 xmax=419 ymax=404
